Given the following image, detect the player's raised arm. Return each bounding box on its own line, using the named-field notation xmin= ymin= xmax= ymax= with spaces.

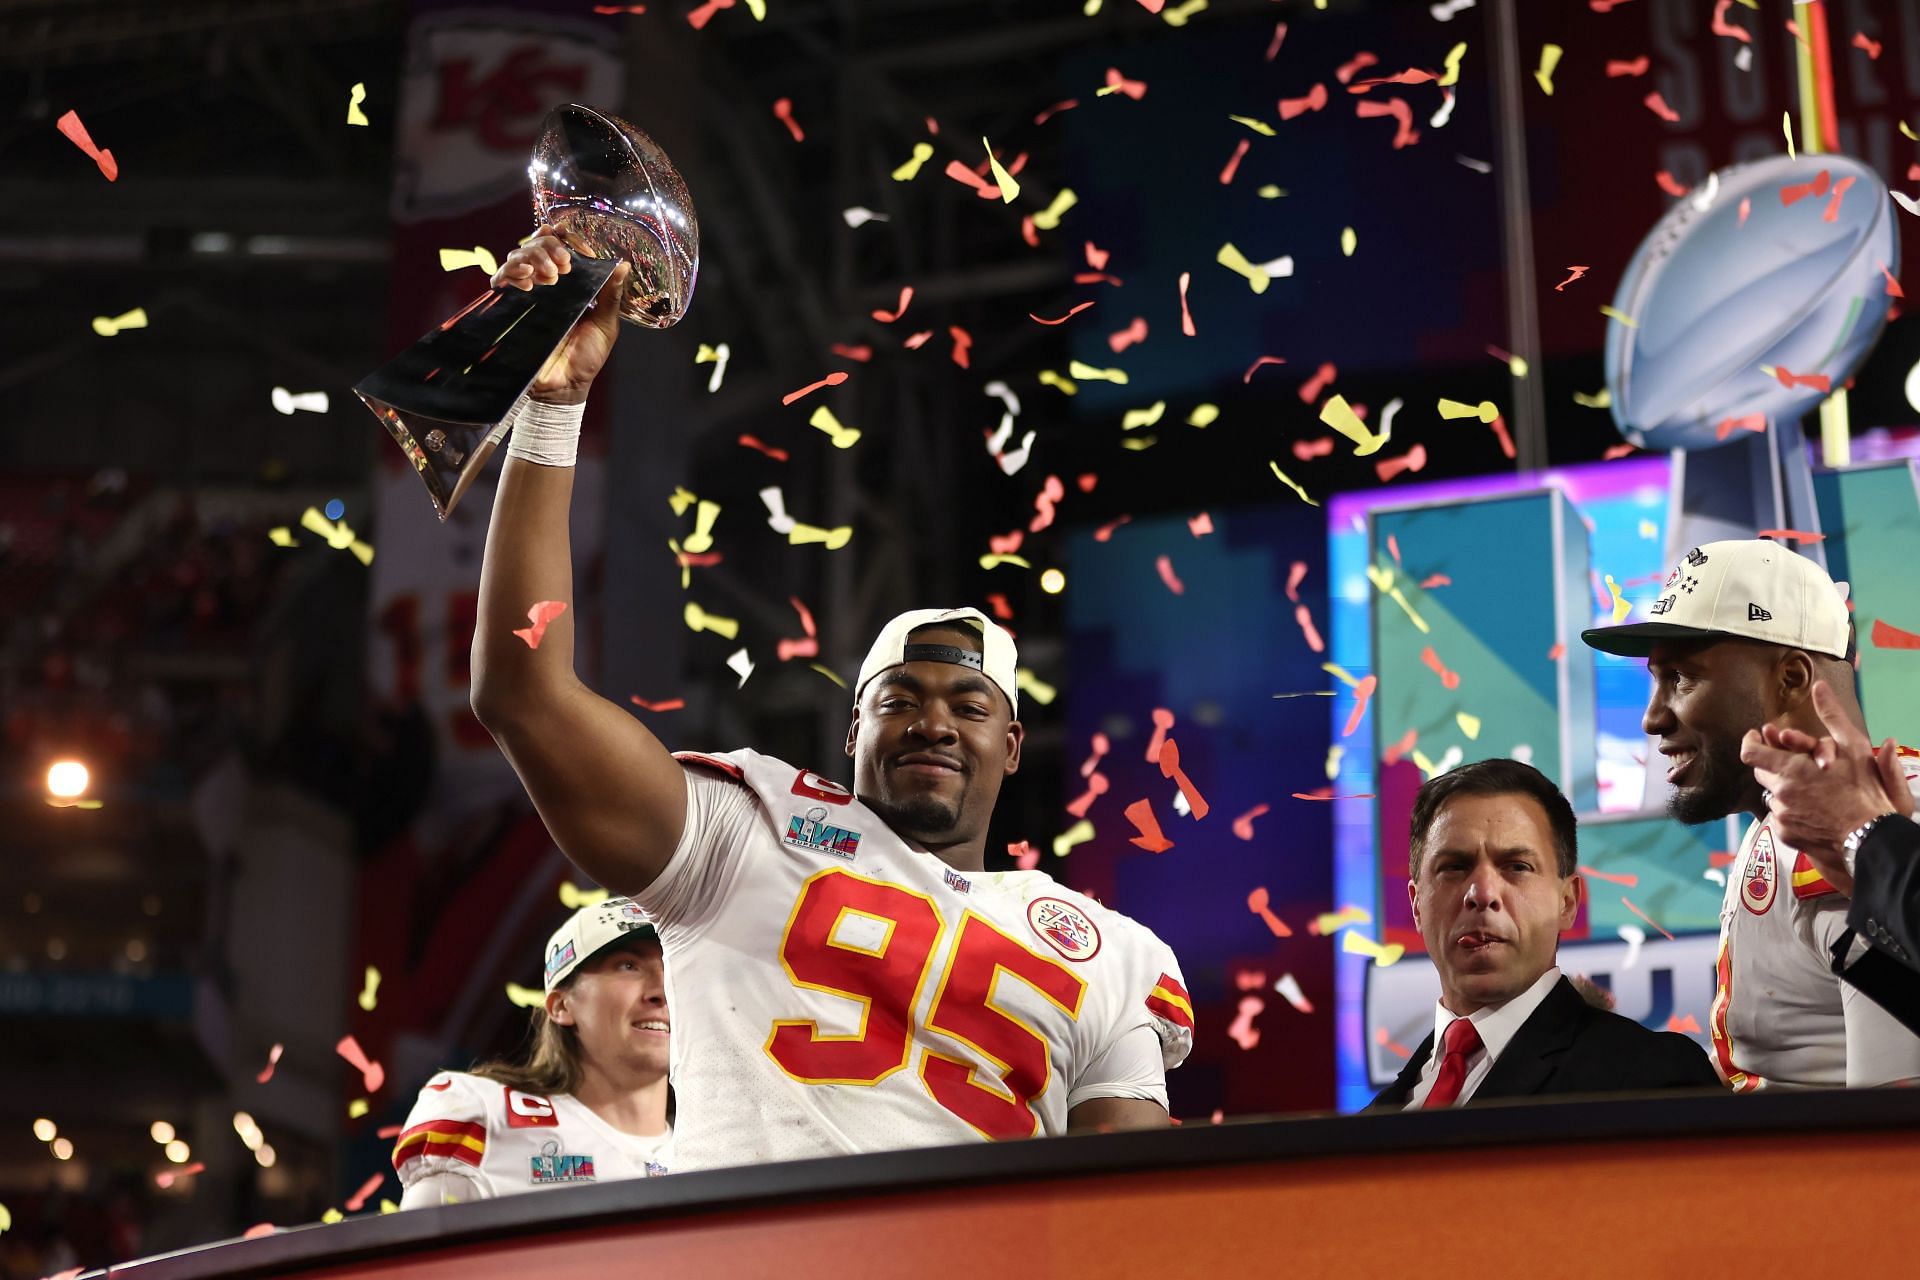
xmin=469 ymin=231 xmax=687 ymax=898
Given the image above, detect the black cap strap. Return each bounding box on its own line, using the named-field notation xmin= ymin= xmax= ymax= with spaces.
xmin=902 ymin=642 xmax=984 ymax=671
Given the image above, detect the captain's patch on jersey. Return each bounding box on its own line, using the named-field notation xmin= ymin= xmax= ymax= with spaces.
xmin=1742 ymin=826 xmax=1777 ymax=915
xmin=1027 ymin=896 xmax=1102 ymax=961
xmin=783 ymin=806 xmax=862 ymax=860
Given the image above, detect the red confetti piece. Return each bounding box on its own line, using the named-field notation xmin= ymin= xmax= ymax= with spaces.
xmin=1094 ymin=515 xmax=1131 ymax=542
xmin=1578 ymin=864 xmax=1640 ymax=887
xmin=1080 ymin=732 xmax=1111 ymax=778
xmin=1854 ymin=32 xmax=1882 ymax=59
xmin=1158 ymin=737 xmax=1210 ymax=819
xmin=1420 ymin=645 xmax=1461 ymax=690
xmin=592 ymin=4 xmax=648 ymax=11
xmin=1643 ymin=91 xmax=1681 ymax=122
xmin=1299 ymin=362 xmax=1337 ymax=403
xmin=686 ymin=0 xmax=735 ymax=28
xmin=1602 ymin=443 xmax=1638 ymax=460
xmin=1739 ymin=196 xmax=1751 ymax=225
xmin=1621 ymin=896 xmax=1674 ymax=941
xmin=830 ymin=342 xmax=873 ymax=362
xmin=738 ymin=434 xmax=789 ymax=462
xmin=1178 ymin=271 xmax=1196 ymax=336
xmin=1029 ymin=474 xmax=1064 ymax=533
xmin=1156 ymin=554 xmax=1185 ymax=595
xmin=1188 ymin=512 xmax=1214 ymax=537
xmin=1383 ymin=726 xmax=1418 ymax=763
xmin=1124 ymin=797 xmax=1175 ymax=852
xmin=1279 ymin=83 xmax=1328 ymax=119
xmin=344 ymin=1171 xmax=386 ymax=1213
xmin=1780 ymin=168 xmax=1831 ymax=206
xmin=903 ymin=330 xmax=934 ymax=349
xmin=256 ymin=1042 xmax=284 ymax=1084
xmin=1709 ymin=849 xmax=1737 ymax=867
xmin=1376 ymin=443 xmax=1429 ymax=482
xmin=243 ymin=1223 xmax=278 ymax=1240
xmin=772 ymin=97 xmax=805 ymax=142
xmin=1352 ymin=69 xmax=1441 ymax=90
xmin=1075 ymin=271 xmax=1123 ymax=286
xmin=989 ymin=529 xmax=1024 ymax=555
xmin=782 ymin=370 xmax=850 ymax=405
xmin=1076 ymin=473 xmax=1098 ymax=492
xmin=1104 ymin=67 xmax=1148 ymax=100
xmin=1666 ymin=1013 xmax=1703 ymax=1034
xmin=1085 ymin=241 xmax=1112 ymax=271
xmin=155 ymin=1161 xmax=206 ymax=1188
xmin=1220 ymin=137 xmax=1251 ymax=184
xmin=1335 ymin=51 xmax=1379 ymax=84
xmin=1266 ymin=21 xmax=1288 ymax=62
xmin=1654 ymin=170 xmax=1690 ymax=197
xmin=985 ymin=593 xmax=1014 ymax=620
xmin=56 ymin=109 xmax=118 ymax=181
xmin=1146 ymin=707 xmax=1174 ymax=764
xmin=1554 ymin=265 xmax=1590 ymax=292
xmin=1606 ymin=56 xmax=1650 ymax=76
xmin=1375 ymin=1025 xmax=1412 ymax=1058
xmin=1355 ymin=97 xmax=1418 ymax=149
xmin=1293 ymin=436 xmax=1335 ymax=461
xmin=1711 ymin=415 xmax=1766 ymax=443
xmin=1772 ymin=365 xmax=1830 ymax=392
xmin=336 ymin=1034 xmax=385 ymax=1093
xmin=1342 ymin=675 xmax=1377 ymax=738
xmin=1008 ymin=840 xmax=1040 ymax=870
xmin=1020 ymin=215 xmax=1039 ymax=248
xmin=1295 ymin=604 xmax=1325 ymax=652
xmin=950 ymin=326 xmax=973 ymax=369
xmin=1034 ymin=99 xmax=1079 ymax=125
xmin=1232 ymin=804 xmax=1270 ymax=841
xmin=1548 ymin=641 xmax=1566 ymax=660
xmin=1235 ymin=969 xmax=1268 ymax=991
xmin=1710 ymin=0 xmax=1752 ymax=42
xmin=513 ymin=600 xmax=568 ymax=650
xmin=1386 ymin=534 xmax=1401 ymax=564
xmin=777 ymin=635 xmax=819 ymax=662
xmin=1487 ymin=415 xmax=1516 ymax=460
xmin=1757 ymin=528 xmax=1825 ymax=543
xmin=1030 ymin=301 xmax=1095 ymax=325
xmin=943 ymin=158 xmax=998 ymax=199
xmin=1228 ymin=995 xmax=1265 ymax=1050
xmin=1291 ymin=791 xmax=1374 ymax=801
xmin=1285 ymin=560 xmax=1309 ymax=602
xmin=1109 ymin=317 xmax=1148 ymax=353
xmin=871 ymin=286 xmax=912 ymax=323
xmin=1823 ymin=175 xmax=1857 ymax=223
xmin=1066 ymin=771 xmax=1110 ymax=819
xmin=1419 ymin=574 xmax=1451 ymax=589
xmin=1878 ymin=261 xmax=1904 ymax=298
xmin=1247 ymin=886 xmax=1293 ymax=937
xmin=627 ymin=696 xmax=687 ymax=714
xmin=1872 ymin=618 xmax=1920 ymax=649
xmin=1244 ymin=355 xmax=1288 ymax=384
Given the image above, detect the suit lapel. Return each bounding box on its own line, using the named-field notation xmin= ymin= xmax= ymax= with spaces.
xmin=1475 ymin=977 xmax=1583 ymax=1099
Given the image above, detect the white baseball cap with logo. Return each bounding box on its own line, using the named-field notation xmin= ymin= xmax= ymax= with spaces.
xmin=1581 ymin=538 xmax=1853 ymax=659
xmin=855 ymin=606 xmax=1022 ymax=715
xmin=542 ymin=897 xmax=660 ymax=992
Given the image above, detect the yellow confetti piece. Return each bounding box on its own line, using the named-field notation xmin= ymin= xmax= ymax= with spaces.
xmin=1031 ymin=188 xmax=1078 ymax=231
xmin=1016 ymin=668 xmax=1057 ymax=705
xmin=1321 ymin=394 xmax=1387 ymax=456
xmin=357 ymin=966 xmax=380 ymax=1013
xmin=743 ymin=0 xmax=765 ymax=16
xmin=892 ymin=141 xmax=935 ymax=181
xmin=1902 ymin=121 xmax=1918 ymax=142
xmin=694 ymin=341 xmax=731 ymax=392
xmin=790 ymin=522 xmax=852 ymax=550
xmin=1038 ymin=369 xmax=1078 ymax=395
xmin=299 ymin=508 xmax=375 ymax=564
xmin=1187 ymin=403 xmax=1220 ymax=427
xmin=1341 ymin=931 xmax=1405 ymax=966
xmin=1325 ymin=743 xmax=1346 ymax=779
xmin=808 ymin=662 xmax=849 ymax=689
xmin=1162 ymin=0 xmax=1207 ymax=24
xmin=1439 ymin=41 xmax=1467 ymax=88
xmin=91 ymin=307 xmax=148 ymax=336
xmin=322 ymin=1208 xmax=345 ymax=1224
xmin=1367 ymin=563 xmax=1394 ymax=593
xmin=1388 ymin=586 xmax=1431 ymax=634
xmin=980 ymin=553 xmax=1033 ymax=571
xmin=679 ymin=500 xmax=721 ymax=555
xmin=1122 ymin=401 xmax=1166 ymax=430
xmin=1120 ymin=436 xmax=1158 ymax=451
xmin=1229 ymin=114 xmax=1277 ymax=137
xmin=1257 ymin=184 xmax=1287 ymax=199
xmin=1604 ymin=574 xmax=1632 ymax=623
xmin=1535 ymin=43 xmax=1563 ymax=95
xmin=1321 ymin=663 xmax=1359 ymax=688
xmin=667 ymin=538 xmax=693 ymax=590
xmin=347 ymin=83 xmax=369 ymax=127
xmin=1438 ymin=397 xmax=1501 ymax=423
xmin=1314 ymin=904 xmax=1371 ymax=933
xmin=1411 ymin=748 xmax=1440 ymax=777
xmin=1572 ymin=388 xmax=1612 ymax=409
xmin=505 ymin=982 xmax=546 ymax=1009
xmin=1638 ymin=519 xmax=1658 ymax=539
xmin=1340 ymin=227 xmax=1357 ymax=256
xmin=684 ymin=601 xmax=741 ymax=639
xmin=268 ymin=527 xmax=297 ymax=547
xmin=983 ymin=137 xmax=1020 ymax=204
xmin=1268 ymin=461 xmax=1320 ymax=506
xmin=347 ymin=1099 xmax=370 ymax=1119
xmin=1216 ymin=242 xmax=1270 ymax=293
xmin=1053 ymin=819 xmax=1096 ymax=856
xmin=1456 ymin=711 xmax=1482 ymax=740
xmin=809 ymin=405 xmax=861 ymax=449
xmin=1783 ymin=110 xmax=1796 ymax=159
xmin=668 ymin=486 xmax=700 ymax=517
xmin=438 ymin=246 xmax=499 ymax=275
xmin=380 ymin=1199 xmax=400 ymax=1215
xmin=1505 ymin=354 xmax=1529 ymax=378
xmin=1600 ymin=305 xmax=1637 ymax=328
xmin=0 ymin=1203 xmax=11 ymax=1233
xmin=559 ymin=881 xmax=611 ymax=909
xmin=1068 ymin=360 xmax=1129 ymax=384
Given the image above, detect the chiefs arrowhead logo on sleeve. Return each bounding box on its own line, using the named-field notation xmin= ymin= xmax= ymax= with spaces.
xmin=1741 ymin=827 xmax=1777 ymax=914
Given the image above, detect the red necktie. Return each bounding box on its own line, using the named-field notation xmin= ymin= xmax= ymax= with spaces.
xmin=1422 ymin=1016 xmax=1484 ymax=1109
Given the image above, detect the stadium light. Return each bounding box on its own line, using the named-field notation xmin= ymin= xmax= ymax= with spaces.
xmin=46 ymin=760 xmax=90 ymax=799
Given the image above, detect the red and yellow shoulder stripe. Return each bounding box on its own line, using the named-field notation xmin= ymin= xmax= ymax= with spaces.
xmin=1145 ymin=972 xmax=1195 ymax=1032
xmin=1790 ymin=851 xmax=1841 ymax=900
xmin=391 ymin=1119 xmax=486 ymax=1173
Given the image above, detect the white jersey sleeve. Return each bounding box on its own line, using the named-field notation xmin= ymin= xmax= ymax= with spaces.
xmin=634 ymin=755 xmax=763 ymax=933
xmin=391 ymin=1072 xmax=494 ymax=1202
xmin=1067 ymin=937 xmax=1195 ymax=1110
xmin=1814 ymin=900 xmax=1920 ymax=1087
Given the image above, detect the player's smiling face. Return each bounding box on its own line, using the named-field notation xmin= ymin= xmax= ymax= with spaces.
xmin=848 ymin=625 xmax=1023 ymax=855
xmin=1643 ymin=638 xmax=1772 ymax=824
xmin=551 ymin=939 xmax=670 ymax=1078
xmin=1409 ymin=792 xmax=1579 ymax=1016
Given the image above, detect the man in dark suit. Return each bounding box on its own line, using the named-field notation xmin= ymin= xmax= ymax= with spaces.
xmin=1369 ymin=759 xmax=1723 ymax=1110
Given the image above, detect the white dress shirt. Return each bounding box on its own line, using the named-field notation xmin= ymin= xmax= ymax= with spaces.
xmin=1404 ymin=966 xmax=1563 ymax=1109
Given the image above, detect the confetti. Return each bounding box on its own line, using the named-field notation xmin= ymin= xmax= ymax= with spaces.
xmin=271 ymin=387 xmax=329 ymax=414
xmin=91 ymin=307 xmax=148 ymax=337
xmin=1247 ymin=887 xmax=1293 ymax=937
xmin=1342 ymin=674 xmax=1378 ymax=738
xmin=1008 ymin=840 xmax=1040 ymax=870
xmin=1621 ymin=896 xmax=1674 ymax=941
xmin=1341 ymin=932 xmax=1406 ymax=966
xmin=1109 ymin=317 xmax=1148 ymax=353
xmin=1375 ymin=444 xmax=1428 ymax=482
xmin=1456 ymin=711 xmax=1481 ymax=739
xmin=1266 ymin=20 xmax=1289 ymax=59
xmin=1030 ymin=474 xmax=1065 ymax=532
xmin=357 ymin=966 xmax=381 ymax=1013
xmin=726 ymin=648 xmax=755 ymax=686
xmin=1066 ymin=772 xmax=1109 ymax=819
xmin=1871 ymin=618 xmax=1920 ymax=649
xmin=1155 ymin=554 xmax=1185 ymax=595
xmin=1094 ymin=515 xmax=1131 ymax=541
xmin=55 ymin=109 xmax=118 ymax=180
xmin=1822 ymin=175 xmax=1857 ymax=224
xmin=1555 ymin=265 xmax=1590 ymax=291
xmin=1100 ymin=67 xmax=1149 ymax=100
xmin=1340 ymin=226 xmax=1358 ymax=256
xmin=1053 ymin=820 xmax=1096 ymax=857
xmin=772 ymin=97 xmax=804 ymax=142
xmin=809 ymin=405 xmax=861 ymax=449
xmin=789 ymin=522 xmax=852 ymax=550
xmin=1188 ymin=512 xmax=1213 ymax=537
xmin=1177 ymin=271 xmax=1196 ymax=336
xmin=1714 ymin=413 xmax=1766 ymax=441
xmin=1217 ymin=243 xmax=1271 ymax=293
xmin=1231 ymin=804 xmax=1270 ymax=840
xmin=1219 ymin=138 xmax=1251 ymax=184
xmin=1274 ymin=973 xmax=1315 ymax=1014
xmin=1068 ymin=360 xmax=1128 ymax=384
xmin=513 ymin=600 xmax=568 ymax=649
xmin=1579 ymin=865 xmax=1640 ymax=886
xmin=1279 ymin=83 xmax=1328 ymax=119
xmin=1534 ymin=44 xmax=1562 ymax=94
xmin=256 ymin=1043 xmax=284 ymax=1084
xmin=1016 ymin=668 xmax=1057 ymax=705
xmin=1355 ymin=97 xmax=1419 ymax=149
xmin=737 ymin=434 xmax=787 ymax=461
xmin=684 ymin=601 xmax=741 ymax=639
xmin=1780 ymin=169 xmax=1831 ymax=206
xmin=1032 ymin=188 xmax=1079 ymax=230
xmin=842 ymin=206 xmax=888 ymax=227
xmin=1292 ymin=437 xmax=1334 ymax=460
xmin=1268 ymin=461 xmax=1319 ymax=506
xmin=439 ymin=245 xmax=499 ymax=275
xmin=1606 ymin=57 xmax=1650 ymax=76
xmin=1145 ymin=707 xmax=1175 ymax=765
xmin=155 ymin=1163 xmax=206 ymax=1189
xmin=1228 ymin=995 xmax=1265 ymax=1050
xmin=1600 ymin=304 xmax=1638 ymax=327
xmin=950 ymin=326 xmax=974 ymax=369
xmin=1229 ymin=114 xmax=1277 ymax=137
xmin=1770 ymin=365 xmax=1830 ymax=392
xmin=1320 ymin=394 xmax=1386 ymax=455
xmin=345 ymin=1172 xmax=386 ymax=1213
xmin=1031 ymin=301 xmax=1095 ymax=325
xmin=1667 ymin=1013 xmax=1703 ymax=1034
xmin=335 ymin=1035 xmax=385 ymax=1094
xmin=1122 ymin=402 xmax=1166 ymax=430
xmin=1157 ymin=738 xmax=1210 ymax=819
xmin=1710 ymin=0 xmax=1752 ymax=42
xmin=1294 ymin=604 xmax=1325 ymax=652
xmin=781 ymin=370 xmax=849 ymax=405
xmin=1878 ymin=261 xmax=1903 ymax=297
xmin=687 ymin=0 xmax=736 ymax=27
xmin=1643 ymin=91 xmax=1681 ymax=122
xmin=1456 ymin=154 xmax=1492 ymax=173
xmin=1783 ymin=111 xmax=1796 ymax=159
xmin=1311 ymin=905 xmax=1372 ymax=935
xmin=694 ymin=341 xmax=731 ymax=393
xmin=1855 ymin=32 xmax=1882 ymax=59
xmin=892 ymin=142 xmax=935 ymax=181
xmin=1034 ymin=99 xmax=1079 ymax=125
xmin=1420 ymin=645 xmax=1461 ymax=690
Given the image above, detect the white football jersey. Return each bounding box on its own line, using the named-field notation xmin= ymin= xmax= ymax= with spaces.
xmin=637 ymin=750 xmax=1195 ymax=1172
xmin=1710 ymin=749 xmax=1920 ymax=1090
xmin=391 ymin=1071 xmax=672 ymax=1206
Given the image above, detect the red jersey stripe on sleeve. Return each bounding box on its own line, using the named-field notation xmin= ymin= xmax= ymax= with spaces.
xmin=673 ymin=751 xmax=746 ymax=781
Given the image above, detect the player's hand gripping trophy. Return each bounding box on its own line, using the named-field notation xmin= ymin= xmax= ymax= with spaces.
xmin=356 ymin=104 xmax=698 ymax=519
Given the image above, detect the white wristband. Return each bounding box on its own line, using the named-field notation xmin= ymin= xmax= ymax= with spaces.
xmin=504 ymin=396 xmax=586 ymax=468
